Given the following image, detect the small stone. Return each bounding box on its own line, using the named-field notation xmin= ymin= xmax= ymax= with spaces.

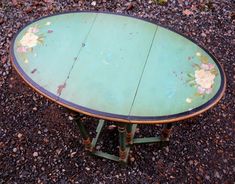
xmin=205 ymin=175 xmax=210 ymax=180
xmin=130 ymin=157 xmax=135 ymax=162
xmin=96 ymin=145 xmax=101 ymax=150
xmin=85 ymin=167 xmax=90 ymax=171
xmin=13 ymin=148 xmax=17 ymax=152
xmin=68 ymin=116 xmax=74 ymax=120
xmin=214 ymin=171 xmax=220 ymax=178
xmin=91 ymin=1 xmax=96 ymax=6
xmin=70 ymin=152 xmax=76 ymax=157
xmin=33 ymin=107 xmax=37 ymax=111
xmin=201 ymin=32 xmax=207 ymax=37
xmin=33 ymin=152 xmax=39 ymax=157
xmin=17 ymin=133 xmax=23 ymax=138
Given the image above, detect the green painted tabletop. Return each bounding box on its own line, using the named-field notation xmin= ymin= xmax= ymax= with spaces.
xmin=11 ymin=12 xmax=226 ymax=124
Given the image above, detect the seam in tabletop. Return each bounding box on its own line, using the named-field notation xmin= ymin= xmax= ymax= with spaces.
xmin=55 ymin=13 xmax=98 ymax=101
xmin=127 ymin=26 xmax=159 ymax=122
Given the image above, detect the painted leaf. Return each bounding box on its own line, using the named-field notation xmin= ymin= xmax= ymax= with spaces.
xmin=200 ymin=55 xmax=209 ymax=64
xmin=211 ymin=68 xmax=218 ymax=76
xmin=187 ymin=73 xmax=195 ymax=78
xmin=192 ymin=63 xmax=201 ymax=70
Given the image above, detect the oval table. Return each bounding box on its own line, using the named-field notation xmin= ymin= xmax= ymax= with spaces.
xmin=11 ymin=12 xmax=226 ymax=163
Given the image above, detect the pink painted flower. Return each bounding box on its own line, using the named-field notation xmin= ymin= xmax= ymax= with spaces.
xmin=197 ymin=86 xmax=206 ymax=94
xmin=208 ymin=63 xmax=215 ymax=70
xmin=27 ymin=27 xmax=39 ymax=33
xmin=201 ymin=63 xmax=210 ymax=70
xmin=200 ymin=63 xmax=215 ymax=71
xmin=17 ymin=46 xmax=28 ymax=53
xmin=20 ymin=32 xmax=39 ymax=48
xmin=205 ymin=88 xmax=212 ymax=94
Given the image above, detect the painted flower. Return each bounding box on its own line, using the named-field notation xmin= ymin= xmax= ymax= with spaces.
xmin=46 ymin=22 xmax=51 ymax=26
xmin=195 ymin=69 xmax=215 ymax=89
xmin=27 ymin=27 xmax=39 ymax=33
xmin=186 ymin=98 xmax=192 ymax=103
xmin=186 ymin=53 xmax=218 ymax=101
xmin=20 ymin=32 xmax=39 ymax=48
xmin=200 ymin=63 xmax=214 ymax=71
xmin=196 ymin=52 xmax=201 ymax=57
xmin=17 ymin=46 xmax=28 ymax=53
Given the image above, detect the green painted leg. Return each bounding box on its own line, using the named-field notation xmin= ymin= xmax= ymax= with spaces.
xmin=126 ymin=124 xmax=133 ymax=144
xmin=118 ymin=124 xmax=127 ymax=162
xmin=75 ymin=118 xmax=92 ymax=152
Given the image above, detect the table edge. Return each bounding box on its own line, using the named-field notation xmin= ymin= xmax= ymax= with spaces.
xmin=10 ymin=11 xmax=226 ymax=124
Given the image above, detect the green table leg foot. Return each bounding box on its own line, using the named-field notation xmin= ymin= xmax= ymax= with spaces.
xmin=75 ymin=117 xmax=93 ymax=152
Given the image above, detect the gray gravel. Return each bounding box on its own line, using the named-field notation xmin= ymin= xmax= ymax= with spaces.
xmin=0 ymin=0 xmax=235 ymax=183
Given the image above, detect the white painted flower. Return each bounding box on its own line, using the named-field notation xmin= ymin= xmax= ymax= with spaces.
xmin=20 ymin=32 xmax=39 ymax=48
xmin=196 ymin=52 xmax=201 ymax=57
xmin=195 ymin=69 xmax=215 ymax=89
xmin=45 ymin=22 xmax=51 ymax=26
xmin=186 ymin=98 xmax=192 ymax=103
xmin=24 ymin=59 xmax=29 ymax=63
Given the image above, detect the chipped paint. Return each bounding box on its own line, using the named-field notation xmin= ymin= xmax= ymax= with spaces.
xmin=31 ymin=68 xmax=37 ymax=74
xmin=57 ymin=82 xmax=66 ymax=96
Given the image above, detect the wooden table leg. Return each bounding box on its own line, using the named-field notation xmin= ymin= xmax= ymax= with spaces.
xmin=118 ymin=124 xmax=127 ymax=162
xmin=75 ymin=118 xmax=92 ymax=152
xmin=161 ymin=123 xmax=173 ymax=141
xmin=126 ymin=124 xmax=133 ymax=145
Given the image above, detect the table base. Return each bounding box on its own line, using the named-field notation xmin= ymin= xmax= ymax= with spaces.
xmin=75 ymin=118 xmax=173 ymax=163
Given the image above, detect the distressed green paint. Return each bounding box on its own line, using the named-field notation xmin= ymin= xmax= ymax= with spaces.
xmin=14 ymin=13 xmax=97 ymax=96
xmin=129 ymin=27 xmax=221 ymax=117
xmin=60 ymin=13 xmax=157 ymax=115
xmin=13 ymin=12 xmax=223 ymax=121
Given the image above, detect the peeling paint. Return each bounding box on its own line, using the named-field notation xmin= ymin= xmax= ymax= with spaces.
xmin=31 ymin=68 xmax=37 ymax=74
xmin=57 ymin=82 xmax=66 ymax=96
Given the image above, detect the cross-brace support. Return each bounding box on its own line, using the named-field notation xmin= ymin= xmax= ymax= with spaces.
xmin=75 ymin=118 xmax=174 ymax=163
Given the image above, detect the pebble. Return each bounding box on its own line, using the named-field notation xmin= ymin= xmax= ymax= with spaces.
xmin=91 ymin=1 xmax=96 ymax=6
xmin=205 ymin=175 xmax=210 ymax=180
xmin=33 ymin=152 xmax=39 ymax=157
xmin=214 ymin=171 xmax=220 ymax=178
xmin=130 ymin=157 xmax=135 ymax=162
xmin=17 ymin=133 xmax=23 ymax=138
xmin=68 ymin=116 xmax=74 ymax=120
xmin=13 ymin=148 xmax=17 ymax=152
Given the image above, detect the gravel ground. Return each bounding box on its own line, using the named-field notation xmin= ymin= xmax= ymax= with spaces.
xmin=0 ymin=0 xmax=235 ymax=183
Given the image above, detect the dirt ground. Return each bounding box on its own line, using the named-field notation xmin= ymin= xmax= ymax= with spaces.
xmin=0 ymin=0 xmax=234 ymax=183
